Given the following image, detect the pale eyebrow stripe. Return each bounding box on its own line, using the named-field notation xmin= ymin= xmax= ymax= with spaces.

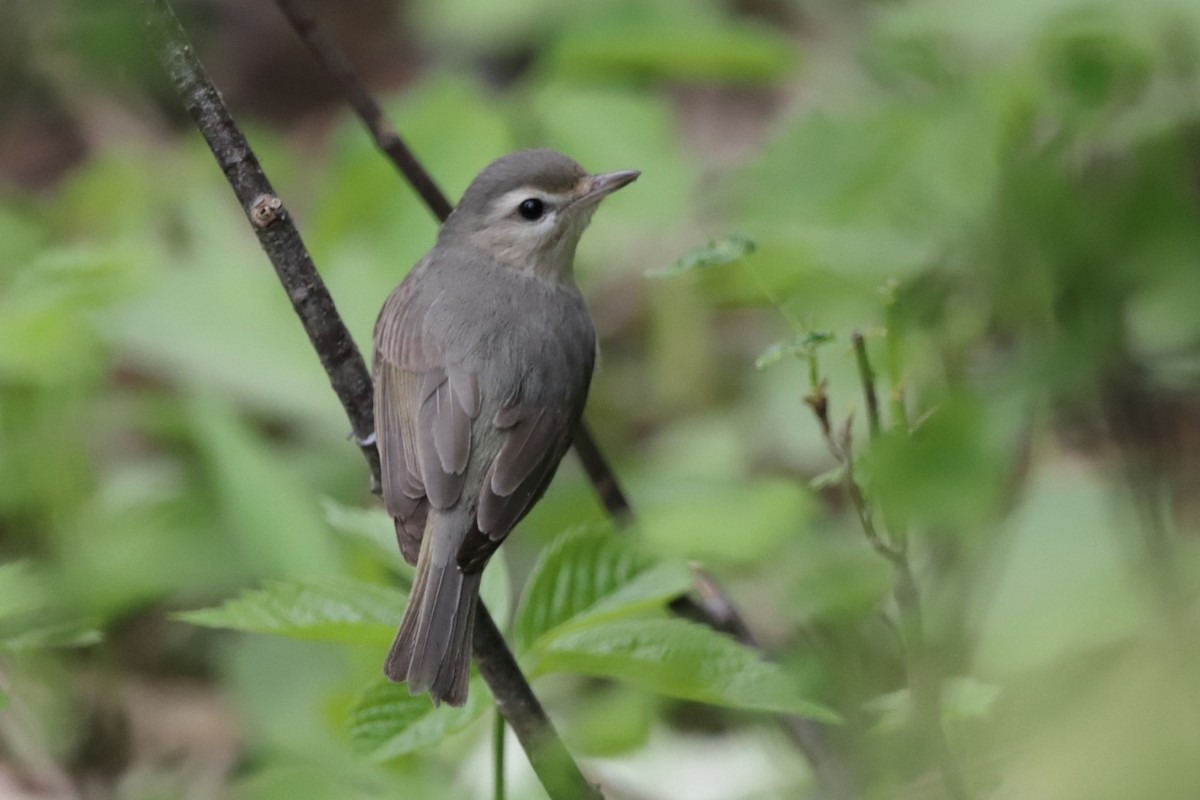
xmin=494 ymin=187 xmax=566 ymax=213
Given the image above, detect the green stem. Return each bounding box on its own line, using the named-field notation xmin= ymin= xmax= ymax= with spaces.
xmin=493 ymin=710 xmax=506 ymax=800
xmin=852 ymin=331 xmax=881 ymax=441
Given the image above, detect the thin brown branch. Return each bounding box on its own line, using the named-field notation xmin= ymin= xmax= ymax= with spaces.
xmin=134 ymin=2 xmax=598 ymax=798
xmin=806 ymin=384 xmax=901 ymax=564
xmin=570 ymin=420 xmax=634 ymax=524
xmin=474 ymin=606 xmax=599 ymax=799
xmin=273 ymin=0 xmax=453 ymax=222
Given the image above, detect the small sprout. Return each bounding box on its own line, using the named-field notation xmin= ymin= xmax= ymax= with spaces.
xmin=646 ymin=232 xmax=756 ymax=278
xmin=808 ymin=464 xmax=847 ymax=490
xmin=755 ymin=331 xmax=835 ymax=371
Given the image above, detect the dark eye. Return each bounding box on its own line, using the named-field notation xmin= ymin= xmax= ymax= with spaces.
xmin=517 ymin=198 xmax=545 ymax=221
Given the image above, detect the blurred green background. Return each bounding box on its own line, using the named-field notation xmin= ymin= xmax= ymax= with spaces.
xmin=3 ymin=0 xmax=1200 ymax=797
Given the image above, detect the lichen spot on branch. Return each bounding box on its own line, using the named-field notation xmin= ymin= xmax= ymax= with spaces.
xmin=249 ymin=194 xmax=284 ymax=228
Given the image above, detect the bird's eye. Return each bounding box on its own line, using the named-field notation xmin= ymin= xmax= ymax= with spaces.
xmin=517 ymin=198 xmax=545 ymax=221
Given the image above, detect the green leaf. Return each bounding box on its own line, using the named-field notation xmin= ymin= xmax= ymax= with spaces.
xmin=547 ymin=22 xmax=796 ymax=83
xmin=808 ymin=464 xmax=848 ymax=490
xmin=864 ymin=677 xmax=1002 ymax=732
xmin=478 ymin=554 xmax=512 ymax=630
xmin=177 ymin=577 xmax=405 ymax=645
xmin=186 ymin=395 xmax=340 ymax=579
xmin=0 ymin=617 xmax=103 ymax=652
xmin=646 ymin=233 xmax=757 ymax=278
xmin=348 ymin=678 xmax=490 ymax=760
xmin=538 ymin=617 xmax=838 ymax=721
xmin=754 ymin=331 xmax=836 ymax=370
xmin=640 ymin=478 xmax=813 ymax=564
xmin=0 ymin=562 xmax=102 ymax=651
xmin=322 ymin=498 xmax=409 ymax=574
xmin=512 ymin=525 xmax=693 ymax=654
xmin=0 ymin=562 xmax=45 ymax=620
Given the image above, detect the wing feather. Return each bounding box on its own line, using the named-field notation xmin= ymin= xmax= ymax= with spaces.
xmin=373 ymin=266 xmax=480 ymax=561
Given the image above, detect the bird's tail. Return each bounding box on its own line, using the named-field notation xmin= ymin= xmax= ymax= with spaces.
xmin=385 ymin=513 xmax=481 ymax=707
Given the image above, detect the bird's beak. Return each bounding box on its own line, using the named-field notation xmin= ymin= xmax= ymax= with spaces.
xmin=582 ymin=169 xmax=640 ymax=202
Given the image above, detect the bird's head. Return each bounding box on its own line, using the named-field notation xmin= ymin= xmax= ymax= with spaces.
xmin=440 ymin=149 xmax=639 ymax=280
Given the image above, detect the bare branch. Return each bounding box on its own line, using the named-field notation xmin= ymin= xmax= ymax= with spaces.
xmin=273 ymin=0 xmax=453 ymax=221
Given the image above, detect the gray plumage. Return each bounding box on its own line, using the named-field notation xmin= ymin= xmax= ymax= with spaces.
xmin=373 ymin=149 xmax=638 ymax=706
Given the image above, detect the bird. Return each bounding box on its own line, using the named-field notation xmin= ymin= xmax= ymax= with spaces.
xmin=372 ymin=149 xmax=639 ymax=706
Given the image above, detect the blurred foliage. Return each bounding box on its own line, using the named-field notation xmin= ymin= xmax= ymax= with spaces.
xmin=3 ymin=0 xmax=1200 ymax=797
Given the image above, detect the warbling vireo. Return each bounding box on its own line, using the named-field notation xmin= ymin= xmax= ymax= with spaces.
xmin=373 ymin=149 xmax=639 ymax=706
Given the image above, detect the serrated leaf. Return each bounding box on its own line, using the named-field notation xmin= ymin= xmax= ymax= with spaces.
xmin=348 ymin=677 xmax=490 ymax=761
xmin=513 ymin=526 xmax=693 ymax=654
xmin=177 ymin=577 xmax=404 ymax=645
xmin=538 ymin=617 xmax=839 ymax=721
xmin=754 ymin=331 xmax=836 ymax=370
xmin=646 ymin=233 xmax=756 ymax=278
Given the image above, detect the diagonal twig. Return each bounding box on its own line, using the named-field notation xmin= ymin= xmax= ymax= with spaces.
xmin=133 ymin=2 xmax=600 ymax=797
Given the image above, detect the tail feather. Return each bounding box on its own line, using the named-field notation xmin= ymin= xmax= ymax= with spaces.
xmin=385 ymin=515 xmax=482 ymax=707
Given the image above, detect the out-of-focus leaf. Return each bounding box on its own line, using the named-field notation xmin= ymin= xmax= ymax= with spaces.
xmin=410 ymin=0 xmax=563 ymax=50
xmin=0 ymin=562 xmax=45 ymax=620
xmin=187 ymin=396 xmax=339 ymax=579
xmin=322 ymin=499 xmax=408 ymax=573
xmin=0 ymin=206 xmax=46 ymax=270
xmin=528 ymin=82 xmax=690 ymax=259
xmin=547 ymin=21 xmax=796 ymax=83
xmin=754 ymin=331 xmax=835 ymax=370
xmin=640 ymin=478 xmax=812 ymax=564
xmin=513 ymin=525 xmax=692 ymax=654
xmin=0 ymin=617 xmax=103 ymax=651
xmin=0 ymin=562 xmax=102 ymax=651
xmin=0 ymin=245 xmax=141 ymax=384
xmin=973 ymin=465 xmax=1150 ymax=676
xmin=647 ymin=233 xmax=757 ymax=279
xmin=177 ymin=577 xmax=404 ymax=645
xmin=478 ymin=554 xmax=512 ymax=631
xmin=538 ymin=617 xmax=839 ymax=721
xmin=864 ymin=676 xmax=1002 ymax=732
xmin=347 ymin=677 xmax=489 ymax=760
xmin=566 ymin=684 xmax=655 ymax=757
xmin=867 ymin=392 xmax=1012 ymax=530
xmin=807 ymin=464 xmax=848 ymax=490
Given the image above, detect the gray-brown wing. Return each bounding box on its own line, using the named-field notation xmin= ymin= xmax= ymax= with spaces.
xmin=457 ymin=401 xmax=576 ymax=573
xmin=373 ymin=277 xmax=481 ymax=565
